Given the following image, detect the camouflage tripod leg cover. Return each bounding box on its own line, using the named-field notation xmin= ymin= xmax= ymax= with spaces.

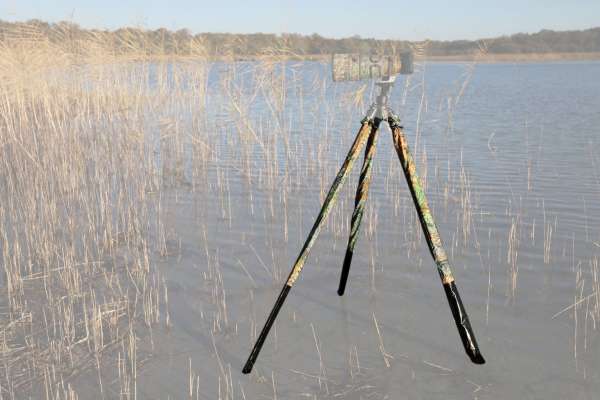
xmin=388 ymin=112 xmax=485 ymax=364
xmin=243 ymin=114 xmax=375 ymax=374
xmin=338 ymin=118 xmax=382 ymax=295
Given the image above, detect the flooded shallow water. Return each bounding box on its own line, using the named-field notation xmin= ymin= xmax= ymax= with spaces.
xmin=139 ymin=60 xmax=600 ymax=399
xmin=3 ymin=59 xmax=600 ymax=399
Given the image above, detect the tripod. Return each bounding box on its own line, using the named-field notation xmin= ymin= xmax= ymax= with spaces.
xmin=242 ymin=76 xmax=485 ymax=374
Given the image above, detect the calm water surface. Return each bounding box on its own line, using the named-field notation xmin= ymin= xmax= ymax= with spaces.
xmin=150 ymin=61 xmax=600 ymax=399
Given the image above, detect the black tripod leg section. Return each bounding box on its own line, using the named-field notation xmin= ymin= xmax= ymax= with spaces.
xmin=242 ymin=284 xmax=290 ymax=374
xmin=338 ymin=118 xmax=381 ymax=296
xmin=444 ymin=278 xmax=485 ymax=364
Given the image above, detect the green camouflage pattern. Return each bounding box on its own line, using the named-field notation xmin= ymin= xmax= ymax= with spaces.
xmin=332 ymin=54 xmax=399 ymax=81
xmin=332 ymin=53 xmax=413 ymax=82
xmin=345 ymin=120 xmax=380 ymax=255
xmin=388 ymin=114 xmax=455 ymax=284
xmin=286 ymin=120 xmax=373 ymax=286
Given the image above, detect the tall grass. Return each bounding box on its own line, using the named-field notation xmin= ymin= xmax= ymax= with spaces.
xmin=0 ymin=24 xmax=211 ymax=399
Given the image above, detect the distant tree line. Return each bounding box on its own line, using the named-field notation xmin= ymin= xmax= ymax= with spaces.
xmin=1 ymin=19 xmax=599 ymax=57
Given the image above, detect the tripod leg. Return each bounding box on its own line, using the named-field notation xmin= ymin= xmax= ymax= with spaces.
xmin=243 ymin=117 xmax=375 ymax=374
xmin=338 ymin=118 xmax=381 ymax=296
xmin=387 ymin=112 xmax=485 ymax=365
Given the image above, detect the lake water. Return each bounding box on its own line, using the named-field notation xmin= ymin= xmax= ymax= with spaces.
xmin=130 ymin=60 xmax=600 ymax=399
xmin=5 ymin=59 xmax=594 ymax=399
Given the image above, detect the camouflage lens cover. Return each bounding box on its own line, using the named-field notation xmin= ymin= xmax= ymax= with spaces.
xmin=332 ymin=53 xmax=412 ymax=81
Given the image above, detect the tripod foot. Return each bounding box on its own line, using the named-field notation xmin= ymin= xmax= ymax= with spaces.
xmin=242 ymin=284 xmax=291 ymax=374
xmin=470 ymin=352 xmax=486 ymax=365
xmin=337 ymin=248 xmax=353 ymax=296
xmin=443 ymin=281 xmax=486 ymax=365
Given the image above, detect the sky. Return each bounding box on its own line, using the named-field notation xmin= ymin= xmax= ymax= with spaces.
xmin=2 ymin=0 xmax=599 ymax=41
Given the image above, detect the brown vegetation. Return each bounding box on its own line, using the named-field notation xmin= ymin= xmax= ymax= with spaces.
xmin=2 ymin=19 xmax=600 ymax=60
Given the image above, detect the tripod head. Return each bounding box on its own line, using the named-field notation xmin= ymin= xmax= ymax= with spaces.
xmin=374 ymin=76 xmax=395 ymax=120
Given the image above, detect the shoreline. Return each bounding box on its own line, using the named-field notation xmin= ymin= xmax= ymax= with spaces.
xmin=7 ymin=50 xmax=599 ymax=65
xmin=421 ymin=52 xmax=600 ymax=62
xmin=201 ymin=52 xmax=600 ymax=63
